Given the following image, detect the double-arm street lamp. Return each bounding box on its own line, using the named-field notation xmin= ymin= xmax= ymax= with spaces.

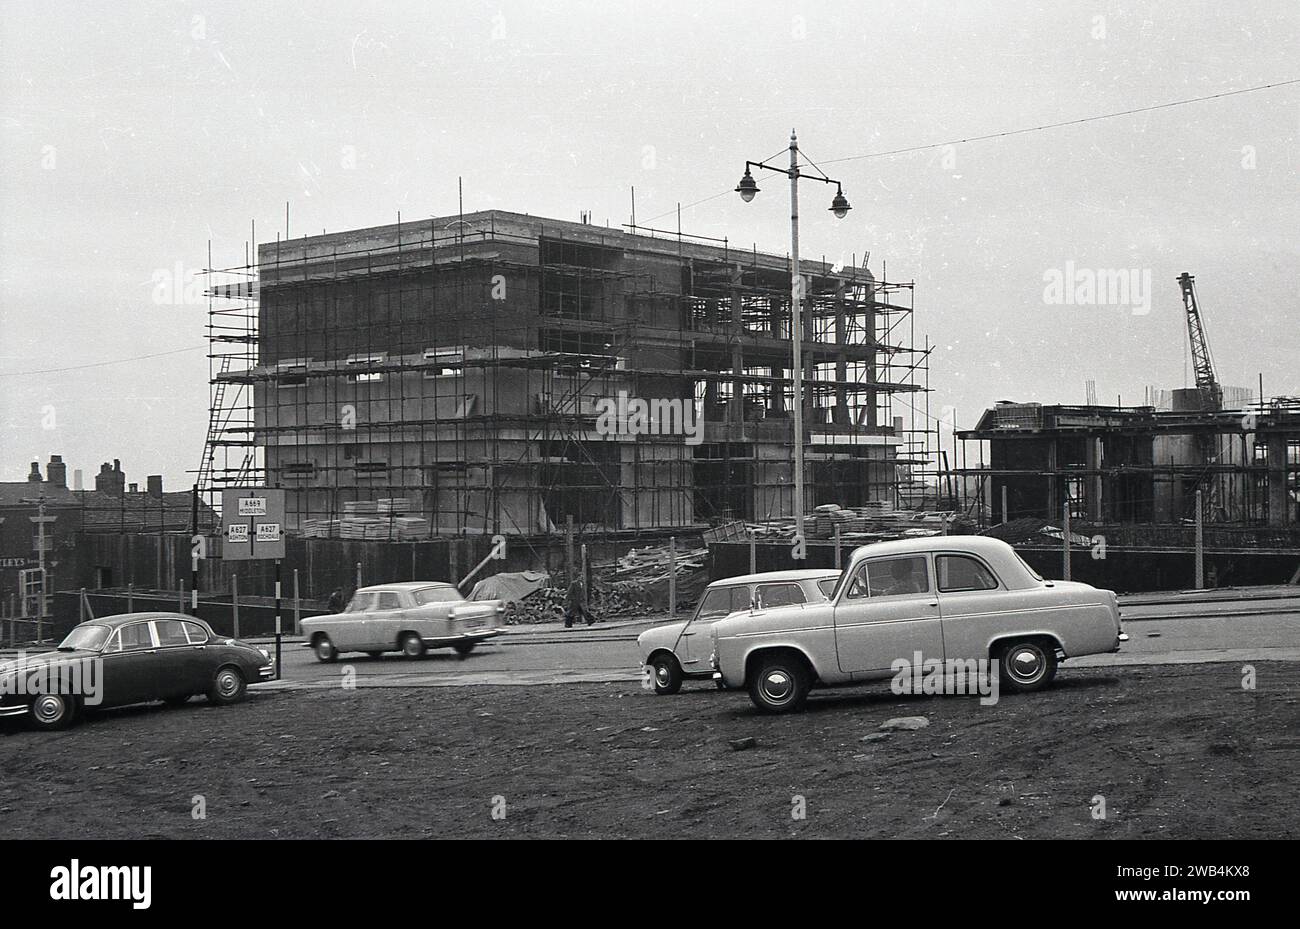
xmin=736 ymin=130 xmax=851 ymax=557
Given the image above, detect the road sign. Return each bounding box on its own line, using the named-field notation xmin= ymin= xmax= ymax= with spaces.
xmin=255 ymin=522 xmax=280 ymax=543
xmin=221 ymin=488 xmax=286 ymax=560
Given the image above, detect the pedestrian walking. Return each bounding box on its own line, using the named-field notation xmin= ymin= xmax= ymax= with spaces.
xmin=327 ymin=587 xmax=345 ymax=613
xmin=565 ymin=575 xmax=597 ymax=627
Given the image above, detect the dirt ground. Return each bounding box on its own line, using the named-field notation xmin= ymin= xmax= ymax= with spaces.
xmin=2 ymin=662 xmax=1296 ymax=839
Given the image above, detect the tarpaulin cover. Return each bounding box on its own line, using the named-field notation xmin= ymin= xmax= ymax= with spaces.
xmin=469 ymin=570 xmax=550 ymax=603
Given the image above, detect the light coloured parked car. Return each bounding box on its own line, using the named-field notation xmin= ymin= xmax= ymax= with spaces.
xmin=710 ymin=536 xmax=1125 ymax=713
xmin=638 ymin=569 xmax=842 ymax=695
xmin=302 ymin=582 xmax=503 ymax=661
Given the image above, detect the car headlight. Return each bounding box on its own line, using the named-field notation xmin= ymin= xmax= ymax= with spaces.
xmin=258 ymin=648 xmax=270 ymax=661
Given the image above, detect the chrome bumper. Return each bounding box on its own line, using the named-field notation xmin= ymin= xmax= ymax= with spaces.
xmin=0 ymin=705 xmax=30 ymax=719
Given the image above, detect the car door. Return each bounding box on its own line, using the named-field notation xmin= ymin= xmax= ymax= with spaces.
xmin=833 ymin=554 xmax=944 ymax=675
xmin=181 ymin=620 xmax=219 ymax=692
xmin=152 ymin=618 xmax=209 ymax=696
xmin=933 ymin=552 xmax=1006 ymax=663
xmin=365 ymin=590 xmax=406 ymax=649
xmin=677 ymin=585 xmax=749 ymax=669
xmin=99 ymin=621 xmax=160 ymax=707
xmin=334 ymin=592 xmax=375 ymax=648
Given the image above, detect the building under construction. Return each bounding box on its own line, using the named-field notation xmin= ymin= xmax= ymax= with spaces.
xmin=200 ymin=210 xmax=931 ymax=538
xmin=958 ymin=395 xmax=1300 ymax=528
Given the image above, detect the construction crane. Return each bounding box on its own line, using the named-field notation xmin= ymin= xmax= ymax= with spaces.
xmin=1176 ymin=272 xmax=1223 ymax=412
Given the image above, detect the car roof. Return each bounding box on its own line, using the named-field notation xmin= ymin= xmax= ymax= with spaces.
xmin=357 ymin=582 xmax=456 ymax=593
xmin=80 ymin=612 xmax=211 ymax=629
xmin=849 ymin=535 xmax=1015 ymax=557
xmin=707 ymin=569 xmax=842 ymax=588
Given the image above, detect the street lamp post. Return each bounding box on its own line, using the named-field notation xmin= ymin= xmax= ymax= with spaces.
xmin=737 ymin=130 xmax=851 ymax=557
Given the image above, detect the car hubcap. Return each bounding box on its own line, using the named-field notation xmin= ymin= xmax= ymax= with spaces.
xmin=318 ymin=641 xmax=332 ymax=659
xmin=404 ymin=639 xmax=419 ymax=655
xmin=763 ymin=669 xmax=792 ymax=702
xmin=1008 ymin=647 xmax=1044 ymax=683
xmin=218 ymin=672 xmax=239 ymax=696
xmin=655 ymin=664 xmax=670 ymax=686
xmin=33 ymin=695 xmax=64 ymax=723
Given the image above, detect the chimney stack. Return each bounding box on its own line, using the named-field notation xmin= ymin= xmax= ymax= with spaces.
xmin=128 ymin=483 xmax=139 ymax=493
xmin=95 ymin=460 xmax=126 ymax=496
xmin=73 ymin=469 xmax=83 ymax=491
xmin=46 ymin=455 xmax=67 ymax=488
xmin=27 ymin=461 xmax=42 ymax=482
xmin=147 ymin=475 xmax=163 ymax=497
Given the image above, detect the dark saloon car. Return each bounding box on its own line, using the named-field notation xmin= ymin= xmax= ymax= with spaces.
xmin=0 ymin=613 xmax=275 ymax=730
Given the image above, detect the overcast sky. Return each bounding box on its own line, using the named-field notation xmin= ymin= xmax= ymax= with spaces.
xmin=2 ymin=0 xmax=1296 ymax=487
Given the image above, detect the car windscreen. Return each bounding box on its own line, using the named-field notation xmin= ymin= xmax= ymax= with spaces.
xmin=412 ymin=587 xmax=462 ymax=605
xmin=59 ymin=624 xmax=111 ymax=651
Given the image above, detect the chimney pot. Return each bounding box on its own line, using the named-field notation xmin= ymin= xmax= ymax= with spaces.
xmin=28 ymin=462 xmax=42 ymax=482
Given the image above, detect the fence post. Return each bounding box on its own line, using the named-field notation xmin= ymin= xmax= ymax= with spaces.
xmin=232 ymin=574 xmax=240 ymax=639
xmin=834 ymin=526 xmax=842 ymax=569
xmin=1194 ymin=489 xmax=1205 ymax=590
xmin=127 ymin=583 xmax=134 ymax=614
xmin=355 ymin=561 xmax=362 ymax=591
xmin=79 ymin=588 xmax=87 ymax=623
xmin=1062 ymin=501 xmax=1072 ymax=581
xmin=293 ymin=568 xmax=301 ymax=636
xmin=668 ymin=536 xmax=677 ymax=621
xmin=749 ymin=532 xmax=756 ymax=574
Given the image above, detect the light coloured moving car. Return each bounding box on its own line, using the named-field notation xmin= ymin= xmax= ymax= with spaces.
xmin=638 ymin=569 xmax=842 ymax=695
xmin=302 ymin=582 xmax=504 ymax=661
xmin=710 ymin=536 xmax=1125 ymax=713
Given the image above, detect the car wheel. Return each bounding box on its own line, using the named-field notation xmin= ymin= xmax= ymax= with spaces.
xmin=747 ymin=652 xmax=811 ymax=714
xmin=164 ymin=695 xmax=192 ymax=707
xmin=997 ymin=639 xmax=1058 ymax=693
xmin=208 ymin=667 xmax=247 ymax=706
xmin=28 ymin=693 xmax=76 ymax=730
xmin=649 ymin=654 xmax=683 ymax=696
xmin=453 ymin=643 xmax=476 ymax=659
xmin=400 ymin=633 xmax=426 ymax=659
xmin=313 ymin=635 xmax=338 ymax=663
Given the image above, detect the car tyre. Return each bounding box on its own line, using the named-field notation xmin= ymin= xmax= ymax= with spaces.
xmin=400 ymin=632 xmax=426 ymax=659
xmin=208 ymin=666 xmax=248 ymax=706
xmin=28 ymin=693 xmax=76 ymax=730
xmin=453 ymin=642 xmax=476 ymax=659
xmin=996 ymin=639 xmax=1058 ymax=693
xmin=650 ymin=654 xmax=683 ymax=696
xmin=747 ymin=652 xmax=811 ymax=714
xmin=313 ymin=635 xmax=339 ymax=663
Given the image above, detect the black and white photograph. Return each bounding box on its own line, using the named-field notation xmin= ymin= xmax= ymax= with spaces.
xmin=0 ymin=0 xmax=1295 ymax=902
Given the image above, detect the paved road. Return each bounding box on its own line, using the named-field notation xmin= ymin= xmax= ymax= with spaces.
xmin=267 ymin=594 xmax=1299 ymax=690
